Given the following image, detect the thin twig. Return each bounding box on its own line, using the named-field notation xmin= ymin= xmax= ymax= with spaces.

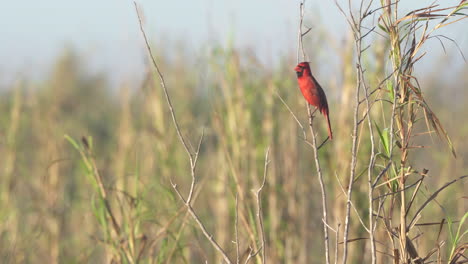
xmin=372 ymin=161 xmax=392 ymax=188
xmin=134 ymin=3 xmax=232 ymax=263
xmin=373 ymin=177 xmax=423 ymax=201
xmin=405 ymin=169 xmax=427 ymax=217
xmin=275 ymin=91 xmax=307 ymax=141
xmin=358 ymin=24 xmax=378 ymax=264
xmin=308 ymin=105 xmax=331 ymax=264
xmin=235 ymin=194 xmax=240 ymax=264
xmin=340 ymin=9 xmax=363 ymax=264
xmin=335 ymin=172 xmax=370 ymax=233
xmin=297 ymin=1 xmax=331 ymax=262
xmin=297 ymin=0 xmax=307 ymax=62
xmin=244 ymin=246 xmax=263 ymax=264
xmin=134 ymin=2 xmax=192 ymax=160
xmin=254 ymin=147 xmax=270 ymax=264
xmin=171 ymin=182 xmax=232 ymax=263
xmin=408 ymin=175 xmax=468 ymax=229
xmin=335 ymin=224 xmax=341 ymax=264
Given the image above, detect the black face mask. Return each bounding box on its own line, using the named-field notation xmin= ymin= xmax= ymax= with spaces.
xmin=296 ymin=71 xmax=303 ymax=78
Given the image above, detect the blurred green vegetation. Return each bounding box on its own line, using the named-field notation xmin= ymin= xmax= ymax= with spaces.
xmin=0 ymin=38 xmax=466 ymax=263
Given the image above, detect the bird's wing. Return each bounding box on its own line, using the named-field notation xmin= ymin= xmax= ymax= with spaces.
xmin=310 ymin=76 xmax=329 ymax=114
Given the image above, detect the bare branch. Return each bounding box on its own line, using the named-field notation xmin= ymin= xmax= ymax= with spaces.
xmin=135 ymin=3 xmax=232 ymax=263
xmin=373 ymin=177 xmax=424 ymax=200
xmin=171 ymin=182 xmax=233 ymax=263
xmin=307 ymin=69 xmax=331 ymax=264
xmin=187 ymin=128 xmax=205 ymax=204
xmin=372 ymin=161 xmax=392 ymax=188
xmin=254 ymin=147 xmax=270 ymax=264
xmin=335 ymin=171 xmax=370 ymax=233
xmin=235 ymin=194 xmax=240 ymax=264
xmin=275 ymin=91 xmax=307 ymax=141
xmin=296 ymin=2 xmax=331 ymax=263
xmin=244 ymin=246 xmax=263 ymax=264
xmin=134 ymin=2 xmax=193 ymax=160
xmin=408 ymin=175 xmax=468 ymax=229
xmin=335 ymin=224 xmax=341 ymax=264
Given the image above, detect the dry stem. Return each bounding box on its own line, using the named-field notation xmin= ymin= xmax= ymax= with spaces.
xmin=134 ymin=3 xmax=232 ymax=263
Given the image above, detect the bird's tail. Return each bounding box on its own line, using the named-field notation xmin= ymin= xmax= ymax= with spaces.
xmin=325 ymin=113 xmax=333 ymax=140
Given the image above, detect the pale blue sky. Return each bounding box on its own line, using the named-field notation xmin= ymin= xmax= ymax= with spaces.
xmin=0 ymin=0 xmax=466 ymax=86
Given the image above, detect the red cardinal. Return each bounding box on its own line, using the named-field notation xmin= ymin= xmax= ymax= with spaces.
xmin=294 ymin=62 xmax=333 ymax=140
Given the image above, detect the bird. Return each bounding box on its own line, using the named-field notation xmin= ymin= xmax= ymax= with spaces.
xmin=294 ymin=61 xmax=333 ymax=140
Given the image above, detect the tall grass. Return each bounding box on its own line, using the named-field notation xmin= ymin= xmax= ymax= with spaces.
xmin=0 ymin=1 xmax=467 ymax=263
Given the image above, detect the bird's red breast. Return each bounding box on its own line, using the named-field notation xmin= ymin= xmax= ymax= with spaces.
xmin=295 ymin=62 xmax=329 ymax=116
xmin=295 ymin=62 xmax=333 ymax=139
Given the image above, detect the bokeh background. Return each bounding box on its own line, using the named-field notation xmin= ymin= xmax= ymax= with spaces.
xmin=0 ymin=0 xmax=466 ymax=263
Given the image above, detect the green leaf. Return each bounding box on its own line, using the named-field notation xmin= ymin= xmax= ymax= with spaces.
xmin=64 ymin=134 xmax=81 ymax=151
xmin=375 ymin=122 xmax=390 ymax=157
xmin=378 ymin=23 xmax=388 ymax=33
xmin=454 ymin=212 xmax=468 ymax=242
xmin=448 ymin=212 xmax=468 ymax=260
